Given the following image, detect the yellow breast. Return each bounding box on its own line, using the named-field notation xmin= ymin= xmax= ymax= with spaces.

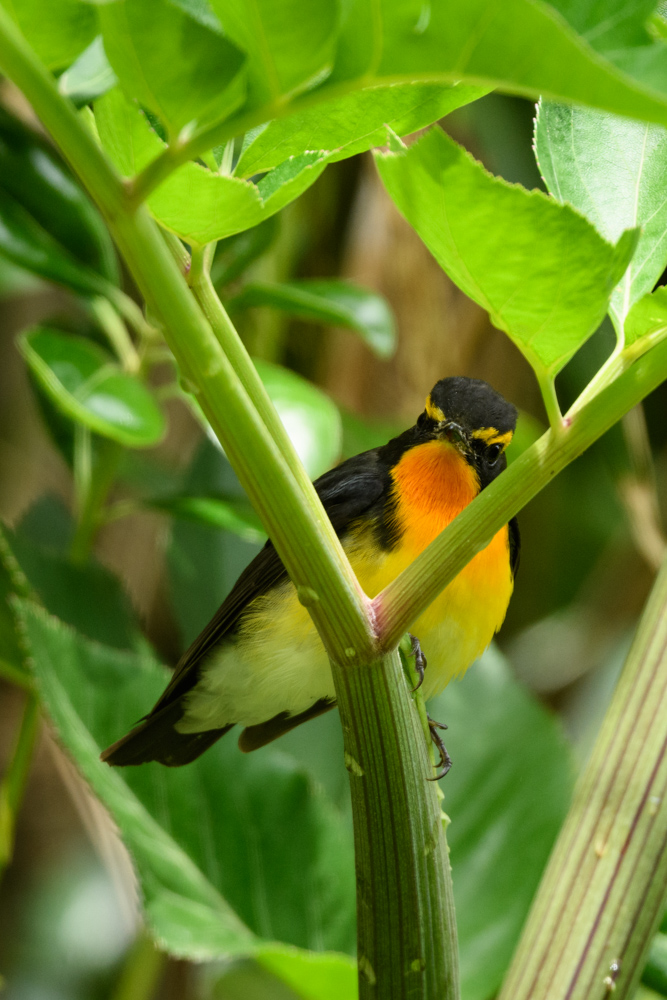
xmin=347 ymin=439 xmax=514 ymax=696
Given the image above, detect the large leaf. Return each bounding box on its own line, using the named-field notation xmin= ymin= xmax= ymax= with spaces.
xmin=229 ymin=280 xmax=396 ymax=359
xmin=2 ymin=0 xmax=96 ymax=70
xmin=20 ymin=602 xmax=357 ymax=958
xmin=373 ymin=0 xmax=667 ymax=127
xmin=535 ymin=101 xmax=667 ymax=334
xmin=375 ymin=127 xmax=638 ymax=378
xmin=19 ymin=327 xmax=165 ymax=448
xmin=209 ymin=0 xmax=338 ymax=107
xmin=235 ymin=82 xmax=489 ymax=177
xmin=94 ymin=89 xmax=327 ymax=243
xmin=98 ymin=0 xmax=246 ymax=137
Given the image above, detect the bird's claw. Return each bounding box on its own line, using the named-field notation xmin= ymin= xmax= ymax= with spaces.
xmin=426 ymin=713 xmax=452 ymax=781
xmin=409 ymin=633 xmax=427 ymax=691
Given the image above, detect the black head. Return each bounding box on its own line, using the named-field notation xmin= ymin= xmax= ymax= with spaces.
xmin=418 ymin=376 xmax=518 ymax=487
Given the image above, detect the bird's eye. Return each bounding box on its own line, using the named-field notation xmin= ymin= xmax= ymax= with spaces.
xmin=486 ymin=443 xmax=502 ymax=466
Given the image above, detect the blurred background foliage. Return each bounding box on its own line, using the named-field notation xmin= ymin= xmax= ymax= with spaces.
xmin=1 ymin=75 xmax=666 ymax=1000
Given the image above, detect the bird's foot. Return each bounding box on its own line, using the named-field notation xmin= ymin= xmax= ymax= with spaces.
xmin=409 ymin=632 xmax=427 ymax=691
xmin=426 ymin=714 xmax=452 ymax=781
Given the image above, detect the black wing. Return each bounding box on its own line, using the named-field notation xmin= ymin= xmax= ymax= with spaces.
xmin=149 ymin=448 xmax=391 ymax=715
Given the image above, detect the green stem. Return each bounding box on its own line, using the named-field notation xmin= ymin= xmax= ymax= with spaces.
xmin=188 ymin=260 xmax=327 ymax=502
xmin=336 ymin=649 xmax=459 ymax=999
xmin=111 ymin=931 xmax=165 ymax=1000
xmin=70 ymin=430 xmax=121 ymax=564
xmin=0 ymin=694 xmax=39 ymax=879
xmin=537 ymin=369 xmax=563 ymax=431
xmin=375 ymin=334 xmax=667 ymax=649
xmin=499 ymin=552 xmax=667 ymax=1000
xmin=0 ymin=657 xmax=34 ymax=692
xmin=90 ymin=296 xmax=140 ymax=373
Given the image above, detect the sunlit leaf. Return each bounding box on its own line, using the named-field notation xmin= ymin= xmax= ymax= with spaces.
xmin=235 ymin=82 xmax=489 ymax=176
xmin=374 ymin=0 xmax=667 ymax=127
xmin=19 ymin=327 xmax=165 ymax=448
xmin=2 ymin=0 xmax=96 ymax=70
xmin=98 ymin=0 xmax=246 ymax=137
xmin=209 ymin=0 xmax=338 ymax=106
xmin=229 ymin=280 xmax=396 ymax=359
xmin=535 ymin=101 xmax=667 ymax=332
xmin=94 ymin=89 xmax=327 ymax=242
xmin=624 ymin=286 xmax=667 ymax=353
xmin=376 ymin=127 xmax=638 ymax=378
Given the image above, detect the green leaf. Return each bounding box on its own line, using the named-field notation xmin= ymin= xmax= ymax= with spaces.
xmin=152 ymin=153 xmax=327 ymax=244
xmin=6 ymin=496 xmax=142 ymax=651
xmin=183 ymin=361 xmax=341 ymax=480
xmin=0 ymin=187 xmax=109 ymax=296
xmin=98 ymin=0 xmax=246 ymax=137
xmin=429 ymin=646 xmax=574 ymax=1000
xmin=253 ymin=360 xmax=341 ymax=479
xmin=644 ymin=932 xmax=667 ymax=995
xmin=375 ymin=126 xmax=638 ymax=378
xmin=374 ymin=0 xmax=667 ymax=128
xmin=625 ymin=285 xmax=667 ymax=349
xmin=535 ymin=101 xmax=667 ymax=333
xmin=2 ymin=0 xmax=96 ymax=70
xmin=94 ymin=89 xmax=327 ymax=242
xmin=0 ymin=524 xmax=30 ymax=685
xmin=20 ymin=601 xmax=356 ymax=957
xmin=19 ymin=327 xmax=165 ymax=448
xmin=211 ymin=217 xmax=279 ymax=288
xmin=229 ymin=280 xmax=396 ymax=359
xmin=165 ymin=439 xmax=263 ymax=647
xmin=235 ymin=82 xmax=489 ymax=177
xmin=209 ymin=0 xmax=338 ymax=107
xmin=58 ymin=36 xmax=117 ymax=106
xmin=256 ymin=946 xmax=357 ymax=1000
xmin=152 ymin=495 xmax=266 ymax=545
xmin=550 ymin=0 xmax=667 ymax=95
xmin=0 ymin=106 xmax=118 ymax=284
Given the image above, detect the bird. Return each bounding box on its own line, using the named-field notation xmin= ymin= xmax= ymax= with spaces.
xmin=101 ymin=375 xmax=519 ymax=769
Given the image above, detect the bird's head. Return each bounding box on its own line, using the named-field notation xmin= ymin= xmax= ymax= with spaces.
xmin=419 ymin=376 xmax=518 ymax=486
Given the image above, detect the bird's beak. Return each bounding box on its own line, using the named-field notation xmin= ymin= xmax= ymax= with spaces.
xmin=438 ymin=420 xmax=470 ymax=453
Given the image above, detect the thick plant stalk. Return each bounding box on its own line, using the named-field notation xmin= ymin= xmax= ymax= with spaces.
xmin=499 ymin=554 xmax=667 ymax=1000
xmin=337 ymin=649 xmax=459 ymax=998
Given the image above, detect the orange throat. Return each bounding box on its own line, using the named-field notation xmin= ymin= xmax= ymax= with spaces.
xmin=389 ymin=439 xmax=481 ymax=552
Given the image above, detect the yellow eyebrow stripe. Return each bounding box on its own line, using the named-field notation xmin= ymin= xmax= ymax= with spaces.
xmin=425 ymin=396 xmax=445 ymax=422
xmin=471 ymin=427 xmax=513 ymax=448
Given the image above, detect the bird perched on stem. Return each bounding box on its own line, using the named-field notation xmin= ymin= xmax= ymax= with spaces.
xmin=102 ymin=376 xmax=519 ymax=769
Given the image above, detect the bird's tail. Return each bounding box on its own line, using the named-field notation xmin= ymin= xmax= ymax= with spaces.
xmin=100 ymin=700 xmax=232 ymax=767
